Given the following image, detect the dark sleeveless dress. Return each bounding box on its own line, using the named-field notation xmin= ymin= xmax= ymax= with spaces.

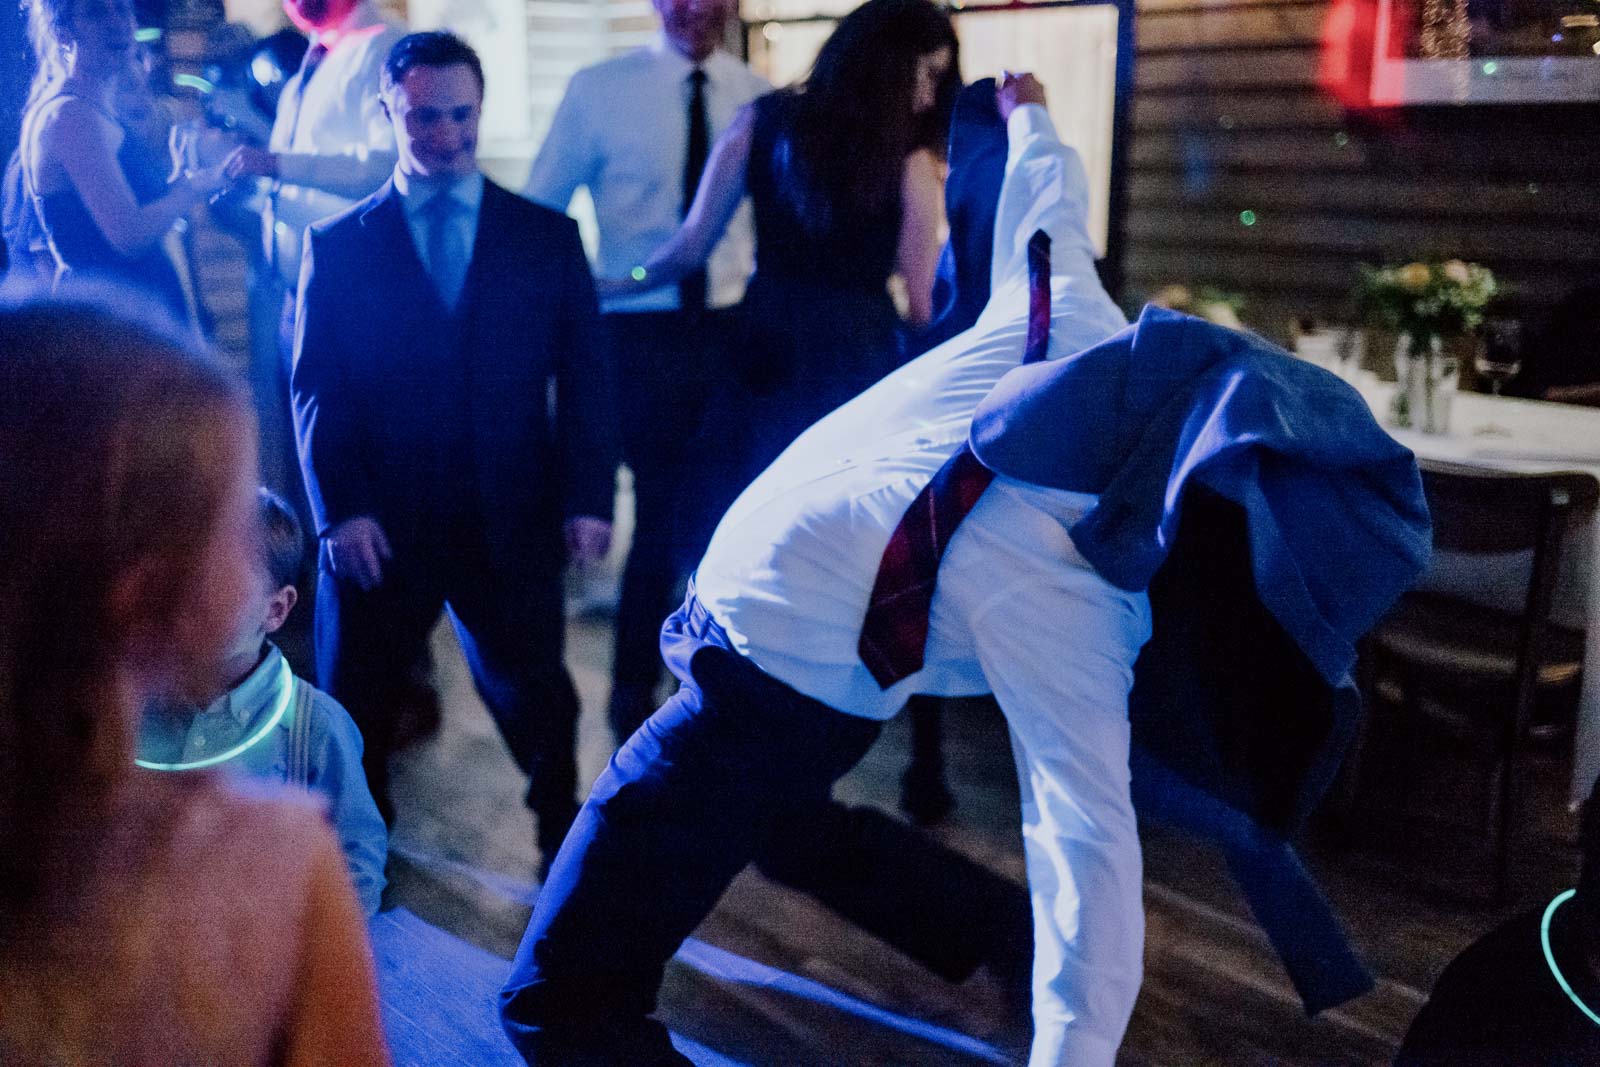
xmin=734 ymin=90 xmax=906 ymax=469
xmin=31 ymin=95 xmax=190 ymax=324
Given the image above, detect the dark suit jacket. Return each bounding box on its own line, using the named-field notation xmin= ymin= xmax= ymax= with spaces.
xmin=292 ymin=177 xmax=616 ymax=560
xmin=974 ymin=304 xmax=1431 ymax=829
xmin=908 ymin=78 xmax=1007 ymax=358
xmin=973 ymin=305 xmax=1432 ymax=1011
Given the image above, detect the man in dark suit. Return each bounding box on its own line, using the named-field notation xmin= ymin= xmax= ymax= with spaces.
xmin=292 ymin=30 xmax=616 ymax=872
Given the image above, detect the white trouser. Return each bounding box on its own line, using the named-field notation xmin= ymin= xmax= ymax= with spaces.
xmin=953 ymin=502 xmax=1151 ymax=1066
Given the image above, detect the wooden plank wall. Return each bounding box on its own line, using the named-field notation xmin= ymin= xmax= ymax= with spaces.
xmin=1123 ymin=0 xmax=1600 ymax=345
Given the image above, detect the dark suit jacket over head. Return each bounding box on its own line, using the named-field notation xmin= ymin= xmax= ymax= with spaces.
xmin=967 ymin=306 xmax=1435 ymax=1015
xmin=971 ymin=306 xmax=1431 ymax=1012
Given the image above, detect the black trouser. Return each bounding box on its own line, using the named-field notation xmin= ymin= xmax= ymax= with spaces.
xmin=500 ymin=591 xmax=1032 ymax=1064
xmin=605 ymin=310 xmax=732 ymax=701
xmin=267 ymin=284 xmax=314 ymax=538
xmin=315 ymin=521 xmax=579 ymax=850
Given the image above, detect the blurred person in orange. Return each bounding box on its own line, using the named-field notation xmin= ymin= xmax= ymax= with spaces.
xmin=0 ymin=298 xmax=390 ymax=1067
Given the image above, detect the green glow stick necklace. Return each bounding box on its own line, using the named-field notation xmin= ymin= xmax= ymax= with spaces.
xmin=1542 ymin=888 xmax=1600 ymax=1029
xmin=134 ymin=657 xmax=295 ymax=771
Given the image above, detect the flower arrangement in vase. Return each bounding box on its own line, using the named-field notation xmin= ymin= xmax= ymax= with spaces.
xmin=1148 ymin=284 xmax=1246 ymax=330
xmin=1356 ymin=260 xmax=1497 ymax=433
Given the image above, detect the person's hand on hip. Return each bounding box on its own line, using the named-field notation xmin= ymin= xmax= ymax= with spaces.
xmin=564 ymin=516 xmax=613 ymax=566
xmin=327 ymin=516 xmax=393 ymax=590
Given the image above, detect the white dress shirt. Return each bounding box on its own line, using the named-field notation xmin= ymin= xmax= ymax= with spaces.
xmin=267 ymin=0 xmax=406 ymax=285
xmin=523 ymin=34 xmax=768 ymax=313
xmin=692 ymin=105 xmax=1146 ymax=1066
xmin=394 ymin=167 xmax=484 ymax=305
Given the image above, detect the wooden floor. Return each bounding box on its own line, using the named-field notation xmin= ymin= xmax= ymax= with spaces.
xmin=359 ymin=598 xmax=1584 ymax=1066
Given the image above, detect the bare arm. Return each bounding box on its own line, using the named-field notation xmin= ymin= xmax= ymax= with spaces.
xmin=40 ymin=99 xmax=223 ymax=258
xmin=598 ymin=104 xmax=754 ymax=295
xmin=895 ymin=148 xmax=944 ymax=329
xmin=1544 ymin=383 xmax=1600 ymax=406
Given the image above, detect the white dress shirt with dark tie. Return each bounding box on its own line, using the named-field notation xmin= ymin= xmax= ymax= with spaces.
xmin=522 ymin=34 xmax=769 ymax=314
xmin=266 ymin=0 xmax=406 ymax=285
xmin=690 ymin=105 xmax=1144 ymax=1066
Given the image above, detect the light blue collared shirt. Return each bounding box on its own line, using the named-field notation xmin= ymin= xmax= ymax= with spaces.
xmin=138 ymin=642 xmax=389 ymax=916
xmin=394 ymin=167 xmax=484 ymax=302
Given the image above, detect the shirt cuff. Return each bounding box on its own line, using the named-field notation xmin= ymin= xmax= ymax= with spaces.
xmin=1007 ymin=103 xmax=1059 ymax=146
xmin=274 ymin=152 xmax=318 ymax=186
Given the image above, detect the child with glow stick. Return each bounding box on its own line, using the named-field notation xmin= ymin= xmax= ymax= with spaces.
xmin=139 ymin=488 xmax=387 ymax=915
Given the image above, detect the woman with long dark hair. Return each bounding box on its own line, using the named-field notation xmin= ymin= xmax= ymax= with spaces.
xmin=18 ymin=0 xmax=226 ymax=324
xmin=0 ymin=301 xmax=388 ymax=1066
xmin=603 ymin=0 xmax=961 ymax=476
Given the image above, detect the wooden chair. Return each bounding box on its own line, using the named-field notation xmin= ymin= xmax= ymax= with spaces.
xmin=1362 ymin=461 xmax=1598 ymax=901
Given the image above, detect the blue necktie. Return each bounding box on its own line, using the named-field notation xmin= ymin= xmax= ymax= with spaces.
xmin=423 ymin=193 xmax=468 ymax=310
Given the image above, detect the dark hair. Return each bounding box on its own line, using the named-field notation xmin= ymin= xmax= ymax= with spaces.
xmin=0 ymin=298 xmax=248 ymax=918
xmin=257 ymin=488 xmax=304 ymax=591
xmin=382 ymin=30 xmax=484 ymax=96
xmin=787 ymin=0 xmax=959 ymax=219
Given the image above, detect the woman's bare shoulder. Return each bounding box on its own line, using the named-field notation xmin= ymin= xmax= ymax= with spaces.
xmin=32 ymin=94 xmax=117 ymax=139
xmin=902 ymin=147 xmax=943 ymax=180
xmin=136 ymin=773 xmax=335 ymax=883
xmin=29 ymin=94 xmax=120 ymax=172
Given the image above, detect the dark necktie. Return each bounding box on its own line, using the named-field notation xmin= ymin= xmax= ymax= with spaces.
xmin=267 ymin=41 xmax=328 ymax=275
xmin=285 ymin=42 xmax=329 ymax=144
xmin=857 ymin=228 xmax=1054 ymax=689
xmin=1025 ymin=229 xmax=1052 ymax=364
xmin=680 ymin=67 xmax=710 ymax=315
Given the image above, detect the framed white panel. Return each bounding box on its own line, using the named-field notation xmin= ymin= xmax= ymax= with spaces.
xmin=744 ymin=2 xmax=1120 ymax=256
xmin=955 ymin=6 xmax=1117 ymax=256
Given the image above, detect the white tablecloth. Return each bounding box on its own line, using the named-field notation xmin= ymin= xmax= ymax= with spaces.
xmin=1355 ymin=380 xmax=1600 ymax=805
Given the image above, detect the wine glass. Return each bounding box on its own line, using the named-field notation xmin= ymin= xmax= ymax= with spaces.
xmin=1475 ymin=318 xmax=1523 ymax=397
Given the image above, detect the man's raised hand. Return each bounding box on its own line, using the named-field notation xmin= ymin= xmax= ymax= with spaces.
xmin=997 ymin=72 xmax=1047 ymax=121
xmin=327 ymin=516 xmax=393 ymax=591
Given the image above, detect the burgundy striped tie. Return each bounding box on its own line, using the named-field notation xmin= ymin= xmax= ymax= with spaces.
xmin=857 ymin=229 xmax=1053 ymax=688
xmin=1025 ymin=230 xmax=1052 ymax=364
